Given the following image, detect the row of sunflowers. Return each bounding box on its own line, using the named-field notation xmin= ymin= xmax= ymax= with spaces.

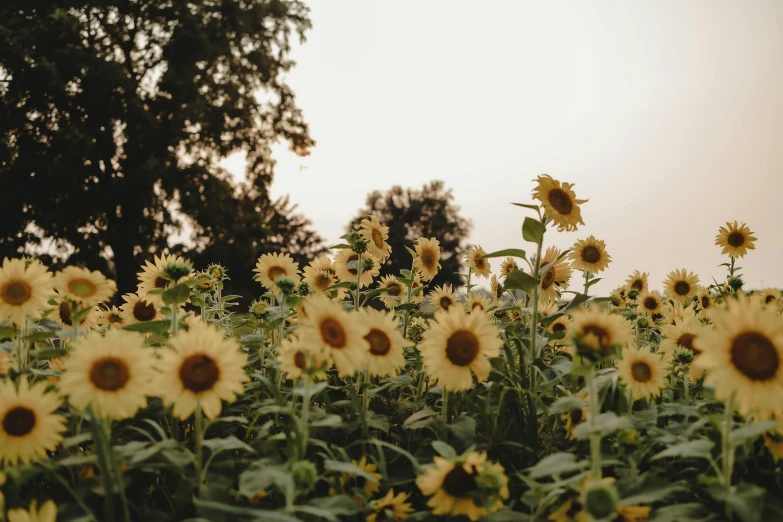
xmin=0 ymin=175 xmax=780 ymax=521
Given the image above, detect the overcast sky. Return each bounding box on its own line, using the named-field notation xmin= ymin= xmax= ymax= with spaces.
xmin=222 ymin=0 xmax=783 ymax=294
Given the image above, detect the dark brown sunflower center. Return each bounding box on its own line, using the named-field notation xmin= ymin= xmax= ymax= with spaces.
xmin=90 ymin=356 xmax=131 ymax=391
xmin=632 ymin=279 xmax=643 ymax=291
xmin=552 ymin=322 xmax=566 ymax=333
xmin=59 ymin=301 xmax=73 ymax=326
xmin=730 ymin=332 xmax=779 ymax=381
xmin=474 ymin=257 xmax=486 ymax=271
xmin=3 ymin=406 xmax=36 ymax=437
xmin=674 ymin=281 xmax=690 ymax=296
xmin=446 ymin=330 xmax=480 ymax=366
xmin=371 ymin=228 xmax=384 ymax=249
xmin=268 ymin=266 xmax=286 ymax=281
xmin=294 ymin=351 xmax=307 ymax=369
xmin=421 ymin=250 xmax=435 ymax=269
xmin=728 ymin=232 xmax=745 ymax=248
xmin=439 ymin=297 xmax=452 ymax=310
xmin=471 ymin=300 xmax=485 ymax=311
xmin=542 ymin=268 xmax=555 ymax=290
xmin=154 ymin=276 xmax=169 ymax=289
xmin=1 ymin=280 xmax=32 ymax=306
xmin=133 ymin=300 xmax=156 ymax=321
xmin=581 ymin=324 xmax=610 ymax=345
xmin=677 ymin=333 xmax=696 ymax=351
xmin=320 ymin=317 xmax=346 ymax=349
xmin=315 ymin=274 xmax=332 ymax=289
xmin=179 ymin=354 xmax=221 ymax=392
xmin=765 ymin=295 xmax=776 ymax=304
xmin=581 ymin=246 xmax=601 ymax=264
xmin=631 ymin=361 xmax=652 ymax=383
xmin=701 ymin=296 xmax=711 ymax=308
xmin=570 ymin=408 xmax=583 ymax=424
xmin=68 ymin=278 xmax=97 ymax=298
xmin=107 ymin=313 xmax=123 ymax=324
xmin=643 ymin=297 xmax=658 ymax=311
xmin=366 ymin=328 xmax=391 ymax=356
xmin=442 ymin=465 xmax=478 ymax=498
xmin=547 ymin=188 xmax=573 ymax=215
xmin=385 ymin=283 xmax=401 ymax=296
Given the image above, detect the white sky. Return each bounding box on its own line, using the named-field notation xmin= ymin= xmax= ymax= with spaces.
xmin=221 ymin=0 xmax=783 ymax=294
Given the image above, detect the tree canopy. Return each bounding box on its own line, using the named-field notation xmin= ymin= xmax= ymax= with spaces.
xmin=0 ymin=0 xmax=319 ymax=294
xmin=347 ymin=180 xmax=472 ymax=293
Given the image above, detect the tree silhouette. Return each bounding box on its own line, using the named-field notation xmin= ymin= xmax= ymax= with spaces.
xmin=347 ymin=180 xmax=472 ymax=295
xmin=0 ymin=1 xmax=315 ymax=293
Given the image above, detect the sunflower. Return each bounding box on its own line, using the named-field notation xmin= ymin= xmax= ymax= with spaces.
xmin=53 ymin=266 xmax=116 ymax=309
xmin=715 ymin=221 xmax=757 ymax=258
xmin=661 ymin=298 xmax=696 ymax=327
xmin=548 ymin=498 xmax=589 ymax=522
xmin=333 ymin=250 xmax=379 ymax=288
xmin=539 ymin=300 xmax=559 ymax=320
xmin=96 ymin=305 xmax=125 ymax=329
xmin=548 ymin=315 xmax=571 ymax=339
xmin=59 ymin=329 xmax=155 ymax=420
xmin=759 ymin=288 xmax=782 ymax=307
xmin=659 ymin=316 xmax=705 ymax=359
xmin=693 ymin=299 xmax=783 ymax=415
xmin=52 ymin=298 xmax=99 ymax=332
xmin=569 ymin=236 xmax=611 ymax=274
xmin=366 ymin=490 xmax=413 ymax=522
xmin=624 ymin=271 xmax=649 ymax=294
xmin=334 ymin=456 xmax=382 ymax=503
xmin=569 ymin=307 xmax=634 ymax=360
xmin=636 ymin=291 xmax=663 ymax=316
xmin=416 ymin=451 xmax=509 ymax=522
xmin=276 ymin=337 xmax=328 ymax=381
xmin=616 ymin=346 xmax=669 ymax=401
xmin=616 ymin=505 xmax=652 ymax=522
xmin=419 ymin=306 xmax=503 ymax=391
xmin=7 ymin=500 xmax=57 ymax=522
xmin=157 ymin=322 xmax=248 ymax=419
xmin=119 ymin=293 xmax=162 ymax=325
xmin=0 ymin=379 xmax=65 ymax=466
xmin=500 ymin=257 xmax=518 ymax=278
xmin=137 ymin=253 xmax=192 ymax=306
xmin=378 ymin=275 xmax=407 ymax=309
xmin=413 ymin=237 xmax=442 ymax=282
xmin=531 ymin=174 xmax=587 ymax=232
xmin=0 ymin=353 xmax=13 ymax=375
xmin=298 ymin=295 xmax=369 ymax=377
xmin=302 ymin=259 xmax=337 ymax=294
xmin=359 ymin=215 xmax=392 ymax=263
xmin=428 ymin=284 xmax=457 ymax=312
xmin=762 ymin=414 xmax=783 ymax=462
xmin=696 ymin=287 xmax=716 ymax=315
xmin=663 ymin=269 xmax=699 ymax=303
xmin=410 ymin=273 xmax=425 ymax=304
xmin=359 ymin=308 xmax=410 ymax=378
xmin=562 ymin=391 xmax=588 ymax=440
xmin=465 ymin=245 xmax=491 ymax=279
xmin=539 ymin=246 xmax=572 ymax=302
xmin=0 ymin=258 xmax=54 ymax=326
xmin=464 ymin=293 xmax=490 ymax=314
xmin=253 ymin=252 xmax=301 ymax=294
xmin=609 ymin=287 xmax=627 ymax=307
xmin=490 ymin=275 xmax=502 ymax=305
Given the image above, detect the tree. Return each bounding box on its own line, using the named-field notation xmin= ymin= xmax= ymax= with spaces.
xmin=347 ymin=180 xmax=472 ymax=294
xmin=0 ymin=0 xmax=314 ymax=294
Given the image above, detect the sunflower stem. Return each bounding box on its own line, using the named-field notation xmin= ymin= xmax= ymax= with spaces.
xmin=195 ymin=405 xmax=205 ymax=493
xmin=440 ymin=389 xmax=449 ymax=431
xmin=299 ymin=372 xmax=312 ymax=459
xmin=360 ymin=369 xmax=370 ymax=440
xmin=528 ymin=233 xmax=543 ymax=395
xmin=275 ymin=294 xmax=288 ymax=393
xmin=171 ymin=303 xmax=178 ymax=336
xmin=354 ymin=252 xmax=363 ymax=309
xmin=721 ymin=396 xmax=735 ymax=503
xmin=90 ymin=411 xmax=120 ymax=522
xmin=401 ymin=259 xmax=416 ymax=341
xmin=682 ymin=368 xmax=690 ymax=402
xmin=15 ymin=326 xmax=23 ymax=373
xmin=586 ymin=364 xmax=602 ymax=480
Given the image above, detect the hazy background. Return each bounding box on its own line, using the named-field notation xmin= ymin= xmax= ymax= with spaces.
xmin=221 ymin=0 xmax=783 ymax=294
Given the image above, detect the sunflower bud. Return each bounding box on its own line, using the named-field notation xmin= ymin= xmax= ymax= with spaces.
xmin=292 ymin=460 xmax=318 ymax=489
xmin=609 ymin=294 xmax=623 ymax=307
xmin=618 ymin=428 xmax=641 ymax=448
xmin=207 ymin=264 xmax=227 ymax=281
xmin=476 ymin=468 xmax=505 ymax=495
xmin=674 ymin=348 xmax=695 ymax=365
xmin=582 ymin=480 xmax=619 ymax=520
xmin=195 ymin=273 xmax=214 ymax=292
xmin=250 ymin=299 xmax=270 ymax=320
xmin=728 ymin=276 xmax=744 ymax=292
xmin=627 ymin=289 xmax=639 ymax=301
xmin=297 ymin=282 xmax=311 ymax=297
xmin=163 ymin=260 xmax=193 ymax=282
xmin=346 ymin=231 xmax=368 ymax=254
xmin=636 ymin=317 xmax=649 ymax=328
xmin=275 ymin=276 xmax=295 ymax=295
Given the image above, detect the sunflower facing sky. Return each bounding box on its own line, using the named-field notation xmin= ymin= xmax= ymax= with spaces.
xmin=624 ymin=270 xmax=649 ymax=294
xmin=333 ymin=250 xmax=380 ymax=288
xmin=366 ymin=490 xmax=413 ymax=522
xmin=54 ymin=266 xmax=116 ymax=307
xmin=659 ymin=316 xmax=706 ymax=360
xmin=531 ymin=174 xmax=587 ymax=232
xmin=359 ymin=308 xmax=410 ymax=378
xmin=378 ymin=275 xmax=407 ymax=309
xmin=663 ymin=269 xmax=700 ymax=303
xmin=568 ymin=236 xmax=611 ymax=274
xmin=96 ymin=305 xmax=125 ymax=330
xmin=52 ymin=298 xmax=100 ymax=332
xmin=693 ymin=299 xmax=783 ymax=416
xmin=137 ymin=253 xmax=192 ymax=306
xmin=0 ymin=258 xmax=54 ymax=326
xmin=428 ymin=284 xmax=457 ymax=312
xmin=419 ymin=306 xmax=502 ymax=391
xmin=636 ymin=290 xmax=663 ymax=316
xmin=254 ymin=253 xmax=301 ymax=294
xmin=119 ymin=293 xmax=162 ymax=325
xmin=0 ymin=380 xmax=65 ymax=466
xmin=158 ymin=322 xmax=249 ymax=420
xmin=413 ymin=237 xmax=442 ymax=282
xmin=539 ymin=246 xmax=572 ymax=302
xmin=569 ymin=307 xmax=634 ymax=360
xmin=276 ymin=336 xmax=328 ymax=381
xmin=715 ymin=221 xmax=757 ymax=258
xmin=465 ymin=245 xmax=491 ymax=279
xmin=500 ymin=257 xmax=518 ymax=278
xmin=59 ymin=329 xmax=156 ymax=420
xmin=616 ymin=346 xmax=669 ymax=401
xmin=359 ymin=214 xmax=392 ymax=263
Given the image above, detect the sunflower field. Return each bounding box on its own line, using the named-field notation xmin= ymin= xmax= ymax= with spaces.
xmin=0 ymin=175 xmax=781 ymax=522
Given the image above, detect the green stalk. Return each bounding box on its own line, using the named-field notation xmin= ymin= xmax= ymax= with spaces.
xmin=15 ymin=327 xmax=23 ymax=373
xmin=528 ymin=237 xmax=543 ymax=393
xmin=441 ymin=389 xmax=449 ymax=426
xmin=90 ymin=412 xmax=122 ymax=522
xmin=683 ymin=369 xmax=690 ymax=402
xmin=401 ymin=259 xmax=417 ymax=340
xmin=299 ymin=373 xmax=312 ymax=458
xmin=586 ymin=365 xmax=602 ymax=480
xmin=195 ymin=405 xmax=205 ymax=492
xmin=583 ymin=271 xmax=590 ymax=296
xmin=359 ymin=370 xmax=369 ymax=439
xmin=355 ymin=252 xmax=364 ymax=309
xmin=171 ymin=303 xmax=178 ymax=336
xmin=722 ymin=396 xmax=735 ymax=496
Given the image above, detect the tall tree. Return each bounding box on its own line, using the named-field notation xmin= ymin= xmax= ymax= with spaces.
xmin=347 ymin=180 xmax=472 ymax=292
xmin=0 ymin=0 xmax=314 ymax=293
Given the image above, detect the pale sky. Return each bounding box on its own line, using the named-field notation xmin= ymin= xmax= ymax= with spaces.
xmin=222 ymin=0 xmax=783 ymax=295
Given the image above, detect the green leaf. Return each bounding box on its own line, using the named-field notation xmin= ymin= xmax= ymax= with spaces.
xmin=649 ymin=503 xmax=710 ymax=522
xmin=549 ymin=396 xmax=584 ymax=415
xmin=727 ymin=483 xmax=767 ymax=522
xmin=729 ymin=419 xmax=779 ymax=446
xmin=621 ymin=485 xmax=684 ymax=506
xmin=480 ymin=248 xmax=526 ymax=261
xmin=504 ymin=269 xmax=539 ymax=294
xmin=403 ymin=408 xmax=436 ymax=429
xmin=651 ymin=439 xmax=714 ymax=461
xmin=573 ymin=412 xmax=630 ymax=439
xmin=431 ymin=440 xmax=457 ymax=459
xmin=0 ymin=325 xmax=19 ymax=338
xmin=309 ymin=415 xmax=343 ymax=428
xmin=193 ymin=499 xmax=300 ymax=522
xmin=522 ymin=217 xmax=546 ymax=244
xmin=123 ymin=320 xmax=171 ymax=335
xmin=323 ymin=460 xmax=380 ymax=484
xmin=447 ymin=415 xmax=477 ymax=444
xmin=23 ymin=330 xmax=57 ymax=342
xmin=306 ymin=496 xmax=360 ymax=517
xmin=330 ymin=243 xmax=350 ymax=250
xmin=202 ymin=436 xmax=255 ymax=454
xmin=31 ymin=348 xmax=67 ymax=360
xmin=511 ymin=202 xmax=540 ymax=211
xmin=528 ymin=452 xmax=587 ymax=479
xmin=238 ymin=461 xmax=295 ymax=500
xmin=405 ymin=246 xmax=417 ymax=258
